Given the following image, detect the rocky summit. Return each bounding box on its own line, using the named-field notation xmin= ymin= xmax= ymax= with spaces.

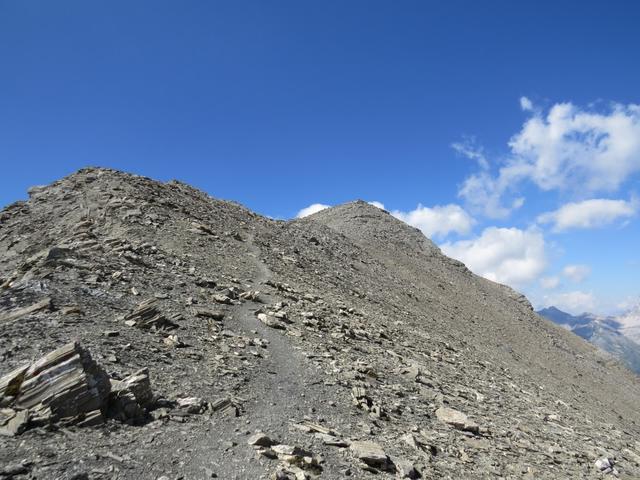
xmin=1 ymin=168 xmax=640 ymax=479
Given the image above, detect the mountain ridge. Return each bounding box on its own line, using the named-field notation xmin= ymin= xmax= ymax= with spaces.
xmin=1 ymin=167 xmax=639 ymax=479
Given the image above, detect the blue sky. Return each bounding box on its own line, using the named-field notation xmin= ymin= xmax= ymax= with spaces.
xmin=1 ymin=1 xmax=639 ymax=314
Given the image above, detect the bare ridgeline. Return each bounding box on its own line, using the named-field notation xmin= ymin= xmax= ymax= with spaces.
xmin=0 ymin=168 xmax=638 ymax=479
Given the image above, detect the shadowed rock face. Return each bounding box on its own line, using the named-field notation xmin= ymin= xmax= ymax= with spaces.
xmin=1 ymin=167 xmax=640 ymax=479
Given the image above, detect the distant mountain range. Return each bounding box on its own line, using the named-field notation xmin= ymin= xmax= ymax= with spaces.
xmin=538 ymin=305 xmax=640 ymax=375
xmin=616 ymin=305 xmax=640 ymax=344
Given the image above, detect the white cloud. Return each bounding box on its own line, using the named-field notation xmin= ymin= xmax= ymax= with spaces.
xmin=296 ymin=203 xmax=330 ymax=218
xmin=458 ymin=101 xmax=640 ymax=218
xmin=459 ymin=170 xmax=526 ymax=218
xmin=452 ymin=138 xmax=489 ymax=170
xmin=562 ymin=264 xmax=591 ymax=283
xmin=540 ymin=276 xmax=560 ymax=289
xmin=537 ymin=198 xmax=637 ymax=231
xmin=511 ymin=102 xmax=640 ymax=191
xmin=520 ymin=96 xmax=533 ymax=111
xmin=440 ymin=227 xmax=546 ymax=287
xmin=368 ymin=201 xmax=385 ymax=209
xmin=543 ymin=291 xmax=596 ymax=315
xmin=392 ymin=204 xmax=474 ymax=239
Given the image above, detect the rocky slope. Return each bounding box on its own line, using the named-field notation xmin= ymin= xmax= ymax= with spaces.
xmin=538 ymin=306 xmax=640 ymax=375
xmin=1 ymin=168 xmax=640 ymax=479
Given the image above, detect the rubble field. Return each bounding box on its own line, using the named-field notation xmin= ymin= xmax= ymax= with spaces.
xmin=1 ymin=168 xmax=639 ymax=479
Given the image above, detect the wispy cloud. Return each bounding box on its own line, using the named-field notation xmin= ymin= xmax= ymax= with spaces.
xmin=540 ymin=276 xmax=560 ymax=289
xmin=520 ymin=96 xmax=534 ymax=112
xmin=452 ymin=137 xmax=489 ymax=170
xmin=458 ymin=170 xmax=525 ymax=219
xmin=562 ymin=264 xmax=591 ymax=283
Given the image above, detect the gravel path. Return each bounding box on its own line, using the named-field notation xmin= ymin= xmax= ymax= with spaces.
xmin=187 ymin=235 xmax=346 ymax=479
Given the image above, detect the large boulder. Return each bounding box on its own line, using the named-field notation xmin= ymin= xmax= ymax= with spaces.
xmin=0 ymin=342 xmax=111 ymax=434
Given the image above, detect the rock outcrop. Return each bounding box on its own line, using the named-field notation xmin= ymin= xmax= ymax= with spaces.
xmin=0 ymin=342 xmax=110 ymax=434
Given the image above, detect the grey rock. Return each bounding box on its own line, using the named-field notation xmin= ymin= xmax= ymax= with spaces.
xmin=257 ymin=313 xmax=285 ymax=329
xmin=176 ymin=396 xmax=207 ymax=414
xmin=124 ymin=299 xmax=178 ymax=330
xmin=393 ymin=458 xmax=421 ymax=479
xmin=247 ymin=432 xmax=276 ymax=447
xmin=350 ymin=440 xmax=394 ymax=471
xmin=435 ymin=406 xmax=479 ymax=433
xmin=109 ymin=368 xmax=154 ymax=422
xmin=316 ymin=433 xmax=349 ymax=447
xmin=0 ymin=342 xmax=110 ymax=430
xmin=0 ymin=409 xmax=29 ymax=437
xmin=0 ymin=461 xmax=30 ymax=476
xmin=0 ymin=297 xmax=51 ymax=323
